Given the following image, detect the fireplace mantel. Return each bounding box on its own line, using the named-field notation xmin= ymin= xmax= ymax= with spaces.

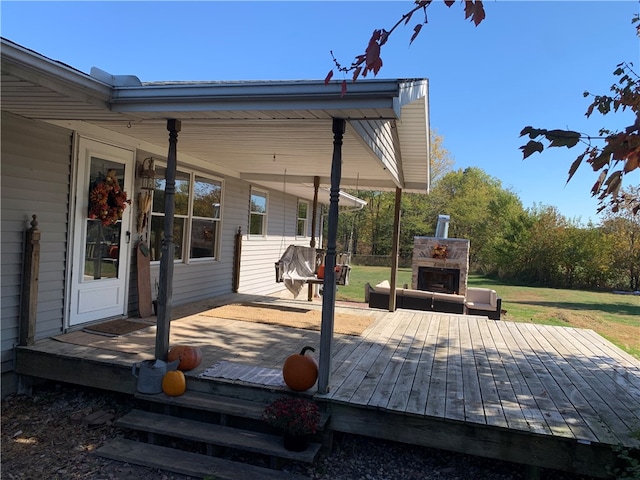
xmin=412 ymin=237 xmax=470 ymax=296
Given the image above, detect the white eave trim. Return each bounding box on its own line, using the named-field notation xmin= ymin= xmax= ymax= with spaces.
xmin=1 ymin=38 xmax=112 ymax=100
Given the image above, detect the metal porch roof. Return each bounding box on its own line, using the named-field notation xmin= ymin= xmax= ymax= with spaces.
xmin=1 ymin=37 xmax=431 ymax=202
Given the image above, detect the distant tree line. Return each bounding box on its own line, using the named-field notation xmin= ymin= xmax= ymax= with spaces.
xmin=333 ymin=167 xmax=639 ymax=292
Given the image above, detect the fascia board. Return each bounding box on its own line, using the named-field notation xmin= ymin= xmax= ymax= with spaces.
xmin=109 ymin=79 xmax=412 ymax=116
xmin=1 ymin=38 xmax=112 ymax=101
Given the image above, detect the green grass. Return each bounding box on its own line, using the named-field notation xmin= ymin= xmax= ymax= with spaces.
xmin=337 ymin=265 xmax=640 ymax=358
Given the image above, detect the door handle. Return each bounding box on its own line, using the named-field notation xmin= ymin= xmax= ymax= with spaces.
xmin=126 ymin=231 xmax=131 ymax=244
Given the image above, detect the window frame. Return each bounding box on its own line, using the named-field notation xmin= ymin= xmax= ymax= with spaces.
xmin=149 ymin=163 xmax=224 ymax=264
xmin=296 ymin=199 xmax=309 ymax=238
xmin=249 ymin=188 xmax=268 ymax=238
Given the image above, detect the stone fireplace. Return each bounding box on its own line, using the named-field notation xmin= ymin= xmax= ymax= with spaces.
xmin=411 ymin=237 xmax=470 ymax=296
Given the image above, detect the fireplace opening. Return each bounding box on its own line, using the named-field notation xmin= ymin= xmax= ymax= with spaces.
xmin=417 ymin=267 xmax=460 ymax=294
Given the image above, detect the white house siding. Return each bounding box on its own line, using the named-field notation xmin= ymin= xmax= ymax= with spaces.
xmin=147 ymin=174 xmax=247 ymax=305
xmin=1 ymin=112 xmax=72 ymax=373
xmin=238 ymin=186 xmax=309 ymax=296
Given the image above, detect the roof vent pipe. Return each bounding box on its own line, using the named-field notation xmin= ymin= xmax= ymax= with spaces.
xmin=435 ymin=215 xmax=450 ymax=239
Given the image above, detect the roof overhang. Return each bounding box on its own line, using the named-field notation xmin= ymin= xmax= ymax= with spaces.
xmin=1 ymin=37 xmax=431 ymax=201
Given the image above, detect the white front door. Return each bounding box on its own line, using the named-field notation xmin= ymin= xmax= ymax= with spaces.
xmin=69 ymin=138 xmax=134 ymax=326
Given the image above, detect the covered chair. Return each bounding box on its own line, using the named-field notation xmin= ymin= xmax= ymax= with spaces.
xmin=274 ymin=245 xmax=317 ymax=298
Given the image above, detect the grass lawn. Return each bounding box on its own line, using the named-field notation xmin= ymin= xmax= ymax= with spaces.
xmin=336 ymin=265 xmax=640 ymax=359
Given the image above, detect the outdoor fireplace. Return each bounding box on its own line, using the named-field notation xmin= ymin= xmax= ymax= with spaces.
xmin=411 ymin=237 xmax=470 ymax=296
xmin=417 ymin=267 xmax=460 ymax=294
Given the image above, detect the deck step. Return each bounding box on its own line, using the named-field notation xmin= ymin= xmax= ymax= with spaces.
xmin=116 ymin=409 xmax=322 ymax=463
xmin=135 ymin=390 xmax=331 ymax=429
xmin=96 ymin=436 xmax=310 ymax=480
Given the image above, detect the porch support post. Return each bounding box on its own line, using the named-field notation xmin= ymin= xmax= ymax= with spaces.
xmin=307 ymin=176 xmax=320 ymax=301
xmin=388 ymin=187 xmax=402 ymax=311
xmin=318 ymin=118 xmax=345 ymax=394
xmin=155 ymin=119 xmax=181 ymax=360
xmin=19 ymin=215 xmax=40 ymax=346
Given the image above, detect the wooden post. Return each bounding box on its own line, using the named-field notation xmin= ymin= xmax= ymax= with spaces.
xmin=318 ymin=118 xmax=345 ymax=394
xmin=155 ymin=119 xmax=181 ymax=360
xmin=233 ymin=226 xmax=242 ymax=293
xmin=308 ymin=176 xmax=320 ymax=301
xmin=19 ymin=215 xmax=40 ymax=346
xmin=389 ymin=188 xmax=402 ymax=311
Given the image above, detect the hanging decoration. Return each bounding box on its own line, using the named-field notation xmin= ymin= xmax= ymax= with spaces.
xmin=432 ymin=243 xmax=449 ymax=259
xmin=88 ymin=169 xmax=131 ymax=226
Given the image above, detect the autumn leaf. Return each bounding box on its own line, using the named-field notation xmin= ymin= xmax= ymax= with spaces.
xmin=324 ymin=70 xmax=334 ymax=85
xmin=444 ymin=0 xmax=455 ymax=6
xmin=625 ymin=150 xmax=640 ymax=172
xmin=464 ymin=1 xmax=486 ymax=26
xmin=520 ymin=126 xmax=544 ymax=139
xmin=365 ymin=32 xmax=383 ymax=76
xmin=520 ymin=140 xmax=544 ymax=159
xmin=567 ymin=152 xmax=586 ymax=183
xmin=341 ymin=80 xmax=347 ymax=98
xmin=546 ymin=129 xmax=581 ymax=148
xmin=410 ymin=24 xmax=423 ymax=44
xmin=603 ymin=171 xmax=623 ymax=197
xmin=591 ymin=170 xmax=607 ymax=196
xmin=352 ymin=66 xmax=362 ymax=82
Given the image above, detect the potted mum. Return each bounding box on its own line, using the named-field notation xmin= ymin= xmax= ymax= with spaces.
xmin=262 ymin=396 xmax=320 ymax=452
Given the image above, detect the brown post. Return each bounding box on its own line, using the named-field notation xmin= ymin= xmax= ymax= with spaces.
xmin=20 ymin=215 xmax=40 ymax=346
xmin=155 ymin=119 xmax=181 ymax=360
xmin=389 ymin=188 xmax=402 ymax=311
xmin=308 ymin=176 xmax=320 ymax=301
xmin=233 ymin=226 xmax=242 ymax=293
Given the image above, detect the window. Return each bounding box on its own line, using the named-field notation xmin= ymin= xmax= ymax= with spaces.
xmin=249 ymin=189 xmax=267 ymax=236
xmin=296 ymin=200 xmax=309 ymax=237
xmin=149 ymin=165 xmax=222 ymax=262
xmin=190 ymin=175 xmax=222 ymax=259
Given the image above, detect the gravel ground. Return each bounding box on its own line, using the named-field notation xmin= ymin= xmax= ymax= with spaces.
xmin=1 ymin=382 xmax=601 ymax=480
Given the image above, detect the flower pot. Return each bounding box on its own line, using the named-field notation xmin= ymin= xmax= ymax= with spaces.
xmin=283 ymin=433 xmax=310 ymax=452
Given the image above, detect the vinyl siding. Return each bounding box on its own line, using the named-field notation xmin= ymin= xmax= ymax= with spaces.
xmin=239 ymin=186 xmax=309 ymax=296
xmin=147 ymin=174 xmax=305 ymax=303
xmin=1 ymin=112 xmax=71 ymax=372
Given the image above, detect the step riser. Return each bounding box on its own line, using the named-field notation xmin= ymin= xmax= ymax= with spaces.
xmin=116 ymin=409 xmax=323 ymax=463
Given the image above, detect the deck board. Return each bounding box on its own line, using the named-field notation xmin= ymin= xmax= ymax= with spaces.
xmin=467 ymin=319 xmax=508 ymax=428
xmin=386 ymin=313 xmax=430 ymax=412
xmin=405 ymin=315 xmax=440 ymax=415
xmin=369 ymin=310 xmax=421 ymax=409
xmin=493 ymin=321 xmax=553 ymax=436
xmin=424 ymin=316 xmax=450 ymax=419
xmin=458 ymin=317 xmax=486 ymax=424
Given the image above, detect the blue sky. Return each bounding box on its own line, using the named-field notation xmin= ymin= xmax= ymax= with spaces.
xmin=2 ymin=1 xmax=638 ymax=224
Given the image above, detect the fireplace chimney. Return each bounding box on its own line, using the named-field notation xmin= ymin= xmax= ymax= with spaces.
xmin=435 ymin=215 xmax=450 ymax=239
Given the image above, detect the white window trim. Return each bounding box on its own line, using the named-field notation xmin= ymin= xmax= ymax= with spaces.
xmin=150 ymin=163 xmax=224 ymax=263
xmin=249 ymin=187 xmax=268 ymax=239
xmin=296 ymin=199 xmax=310 ymax=238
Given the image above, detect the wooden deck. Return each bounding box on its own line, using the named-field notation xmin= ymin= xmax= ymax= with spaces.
xmin=14 ymin=293 xmax=640 ymax=478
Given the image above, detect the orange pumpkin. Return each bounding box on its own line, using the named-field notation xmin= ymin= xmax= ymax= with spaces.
xmin=283 ymin=346 xmax=318 ymax=392
xmin=162 ymin=370 xmax=186 ymax=397
xmin=167 ymin=345 xmax=203 ymax=371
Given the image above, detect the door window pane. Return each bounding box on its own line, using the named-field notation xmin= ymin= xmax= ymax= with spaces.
xmin=84 ymin=157 xmax=126 ymax=280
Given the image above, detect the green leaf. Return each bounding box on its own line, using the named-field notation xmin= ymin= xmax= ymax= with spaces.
xmin=520 ymin=140 xmax=544 ymax=159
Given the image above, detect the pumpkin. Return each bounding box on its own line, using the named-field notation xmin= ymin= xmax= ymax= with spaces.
xmin=162 ymin=370 xmax=186 ymax=397
xmin=167 ymin=345 xmax=203 ymax=371
xmin=283 ymin=346 xmax=318 ymax=392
